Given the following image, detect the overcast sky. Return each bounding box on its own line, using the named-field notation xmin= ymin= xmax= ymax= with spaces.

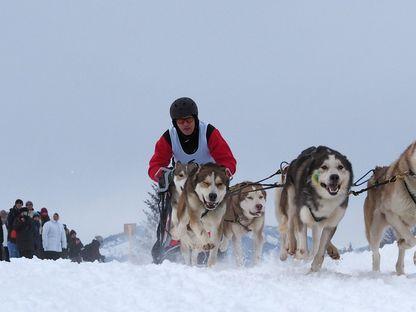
xmin=1 ymin=1 xmax=415 ymax=247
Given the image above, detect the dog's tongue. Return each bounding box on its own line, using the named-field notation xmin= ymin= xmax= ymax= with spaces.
xmin=328 ymin=183 xmax=339 ymax=193
xmin=205 ymin=201 xmax=217 ymax=209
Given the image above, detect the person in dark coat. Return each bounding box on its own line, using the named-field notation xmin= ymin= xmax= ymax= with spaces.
xmin=32 ymin=212 xmax=43 ymax=259
xmin=61 ymin=224 xmax=70 ymax=259
xmin=7 ymin=199 xmax=24 ymax=258
xmin=13 ymin=208 xmax=35 ymax=259
xmin=68 ymin=230 xmax=83 ymax=263
xmin=40 ymin=207 xmax=50 ymax=227
xmin=39 ymin=207 xmax=50 ymax=257
xmin=81 ymin=236 xmax=105 ymax=263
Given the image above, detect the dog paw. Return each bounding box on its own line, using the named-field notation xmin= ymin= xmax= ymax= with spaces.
xmin=310 ymin=261 xmax=323 ymax=272
xmin=327 ymin=245 xmax=340 ymax=260
xmin=202 ymin=243 xmax=215 ymax=251
xmin=280 ymin=252 xmax=288 ymax=261
xmin=288 ymin=247 xmax=296 ymax=256
xmin=295 ymin=249 xmax=308 ymax=260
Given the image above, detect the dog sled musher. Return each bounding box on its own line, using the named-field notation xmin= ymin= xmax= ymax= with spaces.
xmin=148 ymin=97 xmax=237 ymax=264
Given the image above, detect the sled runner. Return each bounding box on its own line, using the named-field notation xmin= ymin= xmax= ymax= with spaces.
xmin=151 ymin=168 xmax=179 ymax=264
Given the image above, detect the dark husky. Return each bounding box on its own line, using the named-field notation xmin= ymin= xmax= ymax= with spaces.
xmin=276 ymin=146 xmax=353 ymax=271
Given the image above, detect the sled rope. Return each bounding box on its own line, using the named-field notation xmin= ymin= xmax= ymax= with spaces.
xmin=227 ymin=161 xmax=289 ymax=197
xmin=350 ymin=170 xmax=416 ymax=196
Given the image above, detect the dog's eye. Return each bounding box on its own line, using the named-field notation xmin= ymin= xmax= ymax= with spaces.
xmin=178 ymin=174 xmax=185 ymax=178
xmin=338 ymin=165 xmax=344 ymax=170
xmin=321 ymin=165 xmax=328 ymax=170
xmin=247 ymin=196 xmax=254 ymax=200
xmin=202 ymin=182 xmax=210 ymax=187
xmin=259 ymin=196 xmax=264 ymax=199
xmin=216 ymin=182 xmax=224 ymax=187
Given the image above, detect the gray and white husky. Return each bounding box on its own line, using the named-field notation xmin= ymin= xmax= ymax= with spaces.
xmin=276 ymin=146 xmax=353 ymax=272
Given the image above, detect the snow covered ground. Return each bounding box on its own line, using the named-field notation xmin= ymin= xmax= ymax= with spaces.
xmin=2 ymin=244 xmax=416 ymax=312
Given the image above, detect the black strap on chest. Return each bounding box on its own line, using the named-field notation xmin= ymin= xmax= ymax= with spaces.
xmin=308 ymin=206 xmax=327 ymax=222
xmin=201 ymin=209 xmax=209 ymax=218
xmin=404 ymin=180 xmax=416 ymax=206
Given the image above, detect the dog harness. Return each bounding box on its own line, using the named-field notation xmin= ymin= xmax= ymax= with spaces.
xmin=169 ymin=121 xmax=215 ymax=165
xmin=308 ymin=207 xmax=327 ymax=222
xmin=404 ymin=178 xmax=416 ymax=207
xmin=224 ymin=204 xmax=259 ymax=232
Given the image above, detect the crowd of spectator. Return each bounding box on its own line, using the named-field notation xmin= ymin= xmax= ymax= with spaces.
xmin=1 ymin=199 xmax=105 ymax=263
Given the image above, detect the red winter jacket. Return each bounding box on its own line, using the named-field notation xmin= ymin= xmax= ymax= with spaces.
xmin=148 ymin=124 xmax=237 ymax=181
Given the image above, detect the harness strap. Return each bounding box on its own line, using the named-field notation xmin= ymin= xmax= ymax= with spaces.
xmin=404 ymin=180 xmax=416 ymax=206
xmin=201 ymin=209 xmax=209 ymax=218
xmin=308 ymin=207 xmax=327 ymax=222
xmin=224 ymin=217 xmax=254 ymax=232
xmin=350 ymin=177 xmax=395 ymax=196
xmin=226 ymin=166 xmax=285 ymax=197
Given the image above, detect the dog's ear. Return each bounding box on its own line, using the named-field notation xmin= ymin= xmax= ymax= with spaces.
xmin=235 ymin=182 xmax=250 ymax=202
xmin=220 ymin=166 xmax=232 ymax=186
xmin=223 ymin=167 xmax=233 ymax=178
xmin=188 ymin=163 xmax=201 ymax=185
xmin=186 ymin=162 xmax=199 ymax=175
xmin=262 ymin=189 xmax=267 ymax=200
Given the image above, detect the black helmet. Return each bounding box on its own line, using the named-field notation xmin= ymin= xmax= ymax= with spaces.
xmin=170 ymin=97 xmax=198 ymax=120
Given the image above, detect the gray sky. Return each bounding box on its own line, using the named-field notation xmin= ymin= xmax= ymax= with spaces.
xmin=1 ymin=0 xmax=415 ymax=247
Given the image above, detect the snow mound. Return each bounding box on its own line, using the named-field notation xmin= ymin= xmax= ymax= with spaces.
xmin=2 ymin=244 xmax=416 ymax=312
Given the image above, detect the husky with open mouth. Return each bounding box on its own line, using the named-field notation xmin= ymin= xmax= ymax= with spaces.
xmin=276 ymin=146 xmax=353 ymax=272
xmin=176 ymin=163 xmax=230 ymax=266
xmin=220 ymin=182 xmax=266 ymax=266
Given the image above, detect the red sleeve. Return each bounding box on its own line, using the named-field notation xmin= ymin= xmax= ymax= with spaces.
xmin=208 ymin=129 xmax=237 ymax=175
xmin=148 ymin=135 xmax=173 ymax=181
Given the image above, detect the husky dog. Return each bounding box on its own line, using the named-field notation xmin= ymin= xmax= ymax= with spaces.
xmin=364 ymin=141 xmax=416 ymax=275
xmin=176 ymin=163 xmax=230 ymax=266
xmin=220 ymin=182 xmax=266 ymax=266
xmin=169 ymin=162 xmax=198 ymax=240
xmin=276 ymin=146 xmax=353 ymax=272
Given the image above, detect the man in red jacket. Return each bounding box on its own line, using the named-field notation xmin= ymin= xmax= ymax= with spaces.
xmin=149 ymin=97 xmax=237 ymax=264
xmin=148 ymin=97 xmax=237 ymax=182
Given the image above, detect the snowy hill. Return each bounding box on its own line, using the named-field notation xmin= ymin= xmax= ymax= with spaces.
xmin=2 ymin=244 xmax=416 ymax=312
xmin=100 ymin=225 xmax=303 ymax=263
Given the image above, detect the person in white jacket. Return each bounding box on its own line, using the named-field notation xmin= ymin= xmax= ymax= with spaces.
xmin=42 ymin=213 xmax=67 ymax=260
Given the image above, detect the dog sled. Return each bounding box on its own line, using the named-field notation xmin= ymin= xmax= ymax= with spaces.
xmin=150 ymin=168 xmax=178 ymax=264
